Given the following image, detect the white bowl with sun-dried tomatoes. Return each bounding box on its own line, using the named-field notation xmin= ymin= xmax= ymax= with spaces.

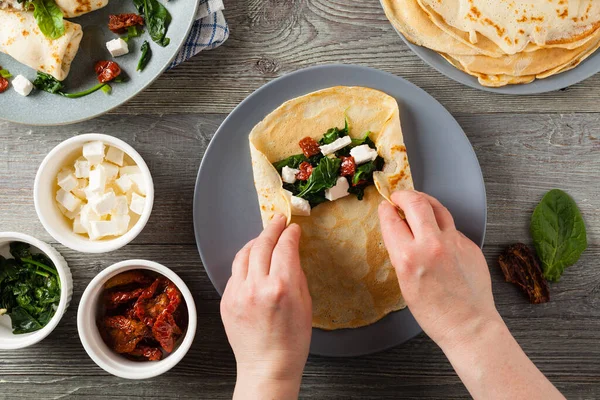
xmin=77 ymin=259 xmax=197 ymax=379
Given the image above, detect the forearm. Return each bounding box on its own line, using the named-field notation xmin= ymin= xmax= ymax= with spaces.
xmin=439 ymin=315 xmax=565 ymax=400
xmin=234 ymin=374 xmax=301 ymax=400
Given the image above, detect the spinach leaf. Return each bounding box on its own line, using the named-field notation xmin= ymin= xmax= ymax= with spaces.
xmin=0 ymin=243 xmax=60 ymax=334
xmin=123 ymin=25 xmax=144 ymax=42
xmin=133 ymin=0 xmax=172 ymax=47
xmin=33 ymin=72 xmax=110 ymax=98
xmin=283 ymin=182 xmax=327 ymax=207
xmin=0 ymin=69 xmax=11 ymax=79
xmin=351 ymin=156 xmax=384 ymax=186
xmin=297 ymin=157 xmax=341 ymax=198
xmin=336 ymin=131 xmax=376 ymax=157
xmin=10 ymin=307 xmax=43 ymax=334
xmin=273 ymin=154 xmax=308 ymax=173
xmin=137 ymin=41 xmax=152 ymax=71
xmin=348 ymin=184 xmax=366 ymax=201
xmin=10 ymin=242 xmax=32 ymax=260
xmin=30 ymin=0 xmax=65 ymax=40
xmin=530 ymin=189 xmax=587 ymax=282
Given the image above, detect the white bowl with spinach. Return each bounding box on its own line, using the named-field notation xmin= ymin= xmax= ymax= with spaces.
xmin=0 ymin=232 xmax=72 ymax=349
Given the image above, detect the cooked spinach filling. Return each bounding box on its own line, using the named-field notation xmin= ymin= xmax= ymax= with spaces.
xmin=273 ymin=120 xmax=384 ymax=207
xmin=0 ymin=242 xmax=61 ymax=334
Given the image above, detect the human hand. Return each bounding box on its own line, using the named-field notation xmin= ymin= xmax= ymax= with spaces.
xmin=378 ymin=190 xmax=501 ymax=350
xmin=221 ymin=214 xmax=312 ymax=400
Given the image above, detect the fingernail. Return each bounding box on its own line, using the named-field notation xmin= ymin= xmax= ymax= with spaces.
xmin=273 ymin=213 xmax=285 ymax=221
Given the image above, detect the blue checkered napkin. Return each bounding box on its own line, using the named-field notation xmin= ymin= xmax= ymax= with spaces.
xmin=169 ymin=0 xmax=229 ymax=68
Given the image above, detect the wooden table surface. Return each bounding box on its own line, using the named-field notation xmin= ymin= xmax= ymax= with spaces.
xmin=1 ymin=1 xmax=600 ymax=399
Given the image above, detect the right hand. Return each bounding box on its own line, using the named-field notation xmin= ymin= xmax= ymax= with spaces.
xmin=378 ymin=190 xmax=501 ymax=349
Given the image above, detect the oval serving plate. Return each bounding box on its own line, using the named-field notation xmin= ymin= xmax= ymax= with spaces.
xmin=193 ymin=64 xmax=487 ymax=357
xmin=0 ymin=0 xmax=198 ymax=125
xmin=380 ymin=0 xmax=600 ymax=95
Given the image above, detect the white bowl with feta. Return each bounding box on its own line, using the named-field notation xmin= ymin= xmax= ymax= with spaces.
xmin=34 ymin=134 xmax=154 ymax=253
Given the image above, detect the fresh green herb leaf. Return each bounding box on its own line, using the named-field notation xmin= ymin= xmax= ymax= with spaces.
xmin=351 ymin=156 xmax=383 ymax=186
xmin=297 ymin=157 xmax=341 ymax=198
xmin=30 ymin=0 xmax=65 ymax=40
xmin=348 ymin=184 xmax=366 ymax=201
xmin=33 ymin=72 xmax=64 ymax=93
xmin=530 ymin=189 xmax=587 ymax=282
xmin=33 ymin=72 xmax=109 ymax=98
xmin=137 ymin=41 xmax=152 ymax=71
xmin=133 ymin=0 xmax=171 ymax=47
xmin=0 ymin=243 xmax=60 ymax=334
xmin=0 ymin=69 xmax=11 ymax=79
xmin=273 ymin=154 xmax=308 ymax=173
xmin=10 ymin=242 xmax=32 ymax=260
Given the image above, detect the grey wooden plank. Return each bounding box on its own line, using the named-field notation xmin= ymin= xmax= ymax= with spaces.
xmin=107 ymin=0 xmax=600 ymax=116
xmin=0 ymin=238 xmax=597 ymax=400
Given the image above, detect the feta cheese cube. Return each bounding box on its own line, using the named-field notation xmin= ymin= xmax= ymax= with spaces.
xmin=281 ymin=166 xmax=299 ymax=184
xmin=89 ymin=191 xmax=117 ymax=216
xmin=89 ymin=220 xmax=119 ymax=239
xmin=128 ymin=174 xmax=146 ymax=196
xmin=101 ymin=162 xmax=119 ymax=182
xmin=83 ymin=141 xmax=105 ymax=165
xmin=105 ymin=146 xmax=125 ymax=166
xmin=119 ymin=165 xmax=141 ymax=177
xmin=12 ymin=75 xmax=33 ymax=96
xmin=325 ymin=176 xmax=350 ymax=201
xmin=350 ymin=144 xmax=378 ymax=165
xmin=57 ymin=171 xmax=78 ymax=192
xmin=115 ymin=174 xmax=132 ymax=193
xmin=320 ymin=136 xmax=352 ymax=156
xmin=88 ymin=164 xmax=107 ymax=193
xmin=57 ymin=203 xmax=81 ymax=220
xmin=73 ymin=216 xmax=87 ymax=234
xmin=106 ymin=38 xmax=129 ymax=57
xmin=74 ymin=159 xmax=90 ymax=178
xmin=79 ymin=204 xmax=101 ymax=233
xmin=111 ymin=214 xmax=130 ymax=235
xmin=113 ymin=195 xmax=129 ymax=215
xmin=72 ymin=179 xmax=88 ymax=199
xmin=290 ymin=195 xmax=311 ymax=216
xmin=56 ymin=189 xmax=82 ymax=212
xmin=129 ymin=192 xmax=146 ymax=215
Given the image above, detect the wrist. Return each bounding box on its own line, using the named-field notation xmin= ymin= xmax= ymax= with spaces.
xmin=435 ymin=311 xmax=507 ymax=354
xmin=234 ymin=372 xmax=302 ymax=400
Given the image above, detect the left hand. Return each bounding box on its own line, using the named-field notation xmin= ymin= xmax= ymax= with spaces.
xmin=220 ymin=214 xmax=313 ymax=400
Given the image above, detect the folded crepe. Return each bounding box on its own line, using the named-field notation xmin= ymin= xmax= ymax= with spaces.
xmin=54 ymin=0 xmax=108 ymax=18
xmin=249 ymin=87 xmax=413 ymax=330
xmin=0 ymin=9 xmax=83 ymax=80
xmin=381 ymin=0 xmax=600 ymax=87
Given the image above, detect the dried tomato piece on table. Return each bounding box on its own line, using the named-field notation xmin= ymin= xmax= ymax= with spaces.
xmin=95 ymin=60 xmax=122 ymax=83
xmin=498 ymin=243 xmax=550 ymax=304
xmin=298 ymin=137 xmax=320 ymax=158
xmin=296 ymin=162 xmax=313 ymax=181
xmin=108 ymin=13 xmax=144 ymax=34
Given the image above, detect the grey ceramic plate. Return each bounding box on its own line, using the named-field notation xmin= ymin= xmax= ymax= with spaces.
xmin=382 ymin=2 xmax=600 ymax=95
xmin=193 ymin=64 xmax=487 ymax=357
xmin=0 ymin=0 xmax=197 ymax=125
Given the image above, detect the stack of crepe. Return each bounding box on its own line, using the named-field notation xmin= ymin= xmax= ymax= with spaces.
xmin=0 ymin=0 xmax=108 ymax=80
xmin=381 ymin=0 xmax=600 ymax=87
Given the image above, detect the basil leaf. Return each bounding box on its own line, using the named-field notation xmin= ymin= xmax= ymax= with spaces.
xmin=530 ymin=189 xmax=587 ymax=282
xmin=137 ymin=40 xmax=152 ymax=71
xmin=133 ymin=0 xmax=171 ymax=47
xmin=297 ymin=157 xmax=341 ymax=198
xmin=30 ymin=0 xmax=65 ymax=40
xmin=273 ymin=154 xmax=307 ymax=173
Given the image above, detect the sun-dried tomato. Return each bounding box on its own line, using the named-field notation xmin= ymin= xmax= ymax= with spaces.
xmin=129 ymin=345 xmax=162 ymax=361
xmin=298 ymin=137 xmax=320 ymax=158
xmin=102 ymin=315 xmax=150 ymax=353
xmin=296 ymin=162 xmax=313 ymax=181
xmin=498 ymin=243 xmax=550 ymax=304
xmin=95 ymin=60 xmax=121 ymax=83
xmin=152 ymin=312 xmax=182 ymax=353
xmin=164 ymin=281 xmax=182 ymax=315
xmin=108 ymin=13 xmax=144 ymax=34
xmin=105 ymin=288 xmax=145 ymax=309
xmin=104 ymin=270 xmax=152 ymax=289
xmin=340 ymin=156 xmax=356 ymax=177
xmin=0 ymin=77 xmax=8 ymax=93
xmin=134 ymin=278 xmax=161 ymax=326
